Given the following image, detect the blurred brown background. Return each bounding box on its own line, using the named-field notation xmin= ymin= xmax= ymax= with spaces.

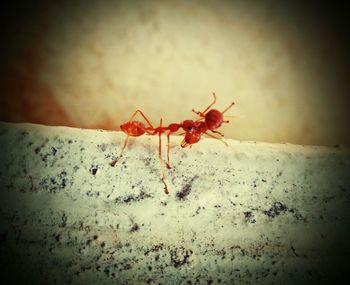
xmin=0 ymin=0 xmax=349 ymax=146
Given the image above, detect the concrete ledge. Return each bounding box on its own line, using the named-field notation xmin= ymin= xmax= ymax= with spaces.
xmin=0 ymin=122 xmax=349 ymax=284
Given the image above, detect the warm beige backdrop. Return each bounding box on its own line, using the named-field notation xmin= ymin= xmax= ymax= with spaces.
xmin=1 ymin=0 xmax=349 ymax=146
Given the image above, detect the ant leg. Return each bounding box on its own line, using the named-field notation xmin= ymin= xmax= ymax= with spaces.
xmin=157 ymin=117 xmax=169 ymax=194
xmin=221 ymin=101 xmax=235 ymax=114
xmin=127 ymin=109 xmax=155 ymax=129
xmin=211 ymin=130 xmax=225 ymax=137
xmin=204 ymin=131 xmax=228 ymax=146
xmin=195 ymin=118 xmax=205 ymax=123
xmin=192 ymin=92 xmax=217 ymax=117
xmin=111 ymin=135 xmax=130 ymax=166
xmin=192 ymin=109 xmax=205 ymax=117
xmin=166 ymin=131 xmax=172 ymax=169
xmin=202 ymin=92 xmax=217 ymax=113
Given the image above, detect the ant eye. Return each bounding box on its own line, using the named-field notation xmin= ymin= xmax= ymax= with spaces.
xmin=182 ymin=120 xmax=195 ymax=132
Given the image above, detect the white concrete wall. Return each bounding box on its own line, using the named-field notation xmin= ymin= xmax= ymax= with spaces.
xmin=0 ymin=122 xmax=349 ymax=284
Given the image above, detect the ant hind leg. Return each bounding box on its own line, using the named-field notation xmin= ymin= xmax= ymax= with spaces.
xmin=128 ymin=110 xmax=155 ymax=129
xmin=157 ymin=117 xmax=169 ymax=194
xmin=166 ymin=131 xmax=172 ymax=169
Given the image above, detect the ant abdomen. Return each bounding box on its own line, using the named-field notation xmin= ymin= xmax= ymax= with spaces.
xmin=120 ymin=121 xmax=146 ymax=137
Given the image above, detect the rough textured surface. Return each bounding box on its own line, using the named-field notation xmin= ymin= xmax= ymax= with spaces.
xmin=0 ymin=122 xmax=349 ymax=284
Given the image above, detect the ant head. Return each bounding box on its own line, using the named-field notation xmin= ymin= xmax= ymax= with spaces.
xmin=205 ymin=109 xmax=223 ymax=130
xmin=180 ymin=131 xmax=201 ymax=148
xmin=182 ymin=120 xmax=196 ymax=132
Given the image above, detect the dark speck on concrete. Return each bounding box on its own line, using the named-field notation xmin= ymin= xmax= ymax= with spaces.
xmin=51 ymin=146 xmax=57 ymax=156
xmin=192 ymin=206 xmax=205 ymax=216
xmin=291 ymin=246 xmax=299 ymax=256
xmin=115 ymin=191 xmax=152 ymax=203
xmin=263 ymin=202 xmax=288 ymax=218
xmin=170 ymin=247 xmax=193 ymax=268
xmin=90 ymin=165 xmax=98 ymax=175
xmin=60 ymin=213 xmax=68 ymax=227
xmin=176 ymin=176 xmax=198 ymax=200
xmin=97 ymin=144 xmax=107 ymax=152
xmin=243 ymin=211 xmax=256 ymax=223
xmin=288 ymin=208 xmax=304 ymax=221
xmin=130 ymin=223 xmax=140 ymax=232
xmin=38 ymin=171 xmax=69 ymax=193
xmin=20 ymin=131 xmax=29 ymax=137
xmin=144 ymin=244 xmax=165 ymax=256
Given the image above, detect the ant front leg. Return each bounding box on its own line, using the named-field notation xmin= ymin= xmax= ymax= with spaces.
xmin=211 ymin=130 xmax=225 ymax=137
xmin=204 ymin=131 xmax=228 ymax=146
xmin=191 ymin=109 xmax=205 ymax=118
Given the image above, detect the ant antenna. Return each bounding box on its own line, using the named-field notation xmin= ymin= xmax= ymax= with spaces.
xmin=221 ymin=101 xmax=235 ymax=114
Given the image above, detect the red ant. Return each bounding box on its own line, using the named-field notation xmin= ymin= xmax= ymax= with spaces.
xmin=111 ymin=92 xmax=235 ymax=194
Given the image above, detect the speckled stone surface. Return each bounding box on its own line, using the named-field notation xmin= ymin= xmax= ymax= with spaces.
xmin=0 ymin=122 xmax=349 ymax=284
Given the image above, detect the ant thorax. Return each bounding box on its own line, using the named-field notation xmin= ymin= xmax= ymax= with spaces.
xmin=196 ymin=121 xmax=208 ymax=133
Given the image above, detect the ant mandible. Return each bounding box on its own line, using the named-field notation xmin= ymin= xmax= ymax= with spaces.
xmin=110 ymin=92 xmax=235 ymax=194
